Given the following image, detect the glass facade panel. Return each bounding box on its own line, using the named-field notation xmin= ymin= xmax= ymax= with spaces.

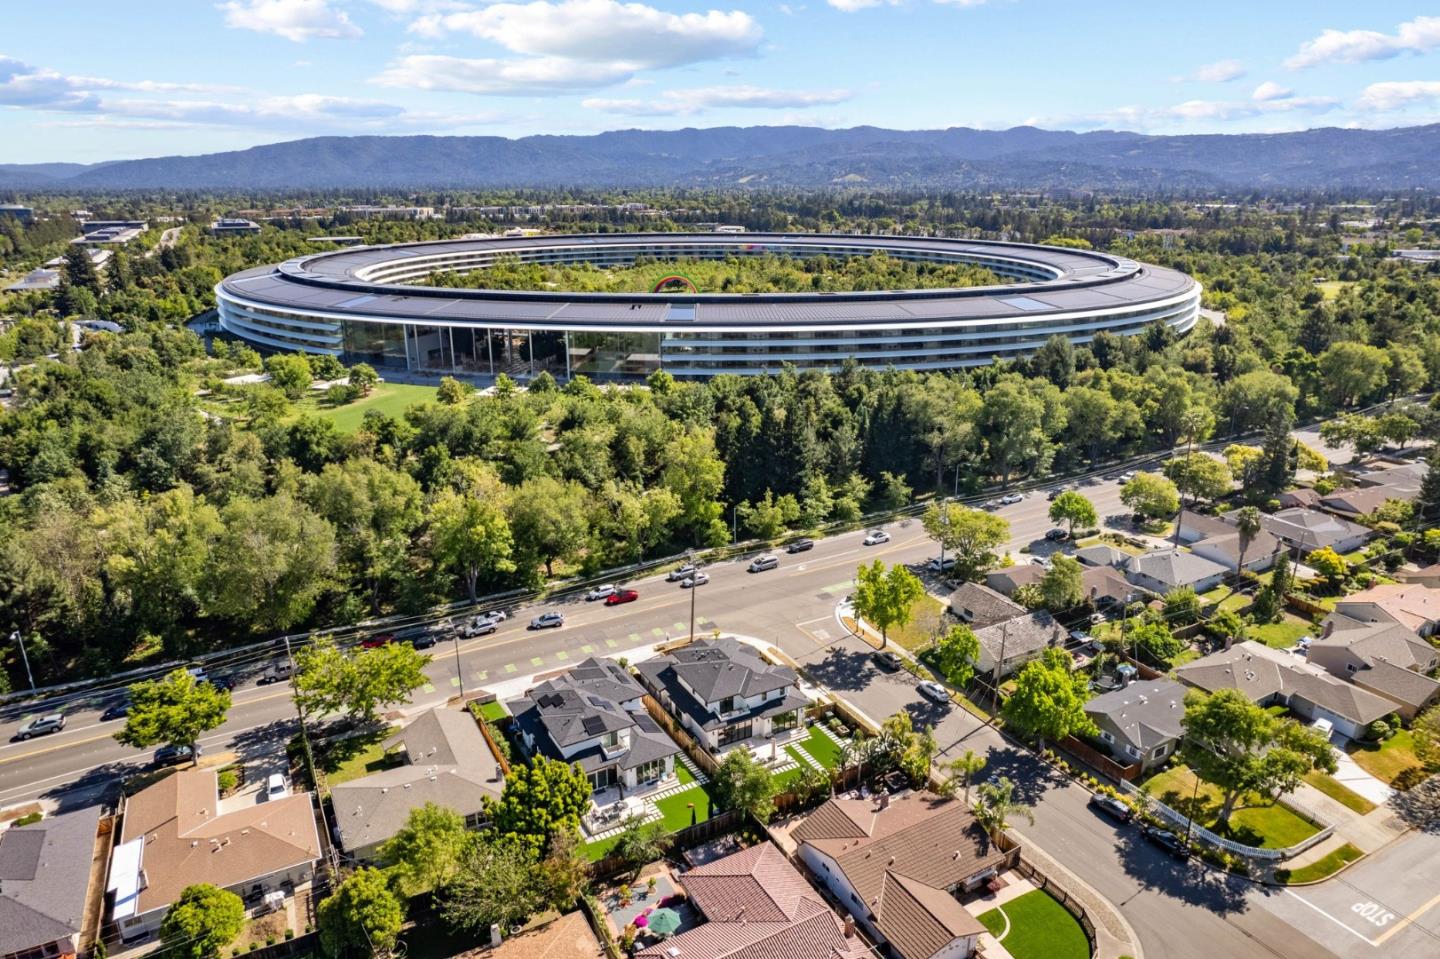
xmin=570 ymin=330 xmax=662 ymax=378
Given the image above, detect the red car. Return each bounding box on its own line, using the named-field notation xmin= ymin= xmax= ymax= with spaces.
xmin=604 ymin=588 xmax=640 ymax=606
xmin=361 ymin=633 xmax=395 ymax=649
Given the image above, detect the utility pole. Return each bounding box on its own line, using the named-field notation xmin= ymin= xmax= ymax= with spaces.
xmin=284 ymin=637 xmax=338 ymax=872
xmin=10 ymin=631 xmax=34 ymax=690
xmin=687 ymin=552 xmax=698 ymax=642
xmin=991 ymin=622 xmax=1008 ymax=716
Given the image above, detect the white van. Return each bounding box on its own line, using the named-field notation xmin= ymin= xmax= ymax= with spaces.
xmin=748 ymin=555 xmax=779 ymax=573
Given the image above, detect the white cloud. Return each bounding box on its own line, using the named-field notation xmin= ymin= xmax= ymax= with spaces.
xmin=0 ymin=56 xmax=100 ymax=110
xmin=219 ymin=0 xmax=362 ymax=42
xmin=1286 ymin=16 xmax=1440 ymax=69
xmin=1251 ymin=81 xmax=1292 ymax=101
xmin=1356 ymin=80 xmax=1440 ymax=112
xmin=1027 ymin=92 xmax=1339 ymax=130
xmin=410 ymin=1 xmax=762 ymax=69
xmin=1190 ymin=59 xmax=1246 ymax=83
xmin=373 ymin=54 xmax=634 ymax=95
xmin=827 ymin=0 xmax=986 ymax=9
xmin=584 ymin=84 xmax=851 ymax=116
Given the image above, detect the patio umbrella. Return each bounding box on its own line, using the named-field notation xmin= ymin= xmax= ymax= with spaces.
xmin=647 ymin=908 xmax=682 ymax=938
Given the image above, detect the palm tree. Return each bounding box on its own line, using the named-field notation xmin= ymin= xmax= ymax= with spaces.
xmin=833 ymin=738 xmax=857 ymax=795
xmin=948 ymin=750 xmax=987 ymax=804
xmin=1235 ymin=506 xmax=1263 ymax=573
xmin=971 ymin=776 xmax=1034 ymax=839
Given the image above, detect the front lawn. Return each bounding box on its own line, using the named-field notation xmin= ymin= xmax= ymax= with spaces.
xmin=1142 ymin=765 xmax=1321 ymax=850
xmin=1345 ymin=730 xmax=1426 ymax=788
xmin=976 ymin=889 xmax=1088 ymax=959
xmin=882 ymin=594 xmax=948 ymax=653
xmin=1247 ymin=615 xmax=1313 ymax=650
xmin=477 ymin=699 xmax=508 ymax=722
xmin=320 ymin=729 xmax=400 ymax=787
xmin=1303 ymin=771 xmax=1377 ymax=815
xmin=1274 ymin=843 xmax=1364 ymax=884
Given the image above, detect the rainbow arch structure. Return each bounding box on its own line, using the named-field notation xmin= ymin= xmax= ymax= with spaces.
xmin=651 ymin=273 xmax=699 ymax=293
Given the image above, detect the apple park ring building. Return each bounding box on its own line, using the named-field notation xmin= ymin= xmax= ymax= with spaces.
xmin=216 ymin=232 xmax=1201 ymax=380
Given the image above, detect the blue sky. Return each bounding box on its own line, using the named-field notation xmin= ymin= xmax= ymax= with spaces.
xmin=3 ymin=1 xmax=1439 ymax=162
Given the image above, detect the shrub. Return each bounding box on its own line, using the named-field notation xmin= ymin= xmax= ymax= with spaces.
xmin=217 ymin=768 xmax=239 ymax=794
xmin=285 ymin=929 xmax=295 ymax=941
xmin=13 ymin=811 xmax=42 ymax=826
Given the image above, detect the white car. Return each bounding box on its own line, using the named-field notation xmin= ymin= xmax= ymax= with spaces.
xmin=681 ymin=572 xmax=710 ymax=588
xmin=917 ymin=681 xmax=950 ymax=704
xmin=1000 ymin=493 xmax=1024 ymax=505
xmin=529 ymin=611 xmax=565 ymax=629
xmin=927 ymin=556 xmax=957 ymax=572
xmin=863 ymin=530 xmax=890 ymax=545
xmin=265 ymin=773 xmax=288 ymax=802
xmin=666 ymin=564 xmax=697 ymax=582
xmin=1118 ymin=471 xmax=1136 ymax=484
xmin=586 ymin=584 xmax=617 ymax=601
xmin=1030 ymin=556 xmax=1051 ymax=568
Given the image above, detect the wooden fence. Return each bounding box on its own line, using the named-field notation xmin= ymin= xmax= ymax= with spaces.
xmin=641 ymin=693 xmax=718 ymax=776
xmin=588 ymin=808 xmax=748 ymax=881
xmin=1058 ymin=735 xmax=1141 ymax=782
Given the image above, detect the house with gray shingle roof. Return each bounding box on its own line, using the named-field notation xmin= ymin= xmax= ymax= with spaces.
xmin=971 ymin=611 xmax=1066 ymax=679
xmin=1175 ymin=510 xmax=1282 ymax=573
xmin=1307 ymin=611 xmax=1440 ymax=720
xmin=0 ymin=805 xmax=101 ymax=959
xmin=1257 ymin=507 xmax=1372 ymax=555
xmin=1123 ymin=548 xmax=1228 ymax=595
xmin=1083 ymin=679 xmax=1187 ymax=771
xmin=949 ymin=582 xmax=1025 ymax=629
xmin=509 ymin=657 xmax=681 ymax=798
xmin=637 ymin=638 xmax=809 ymax=755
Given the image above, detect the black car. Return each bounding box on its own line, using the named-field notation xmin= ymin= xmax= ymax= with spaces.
xmin=1087 ymin=793 xmax=1133 ymax=824
xmin=1140 ymin=824 xmax=1190 ymax=859
xmin=154 ymin=743 xmax=201 ymax=767
xmin=872 ymin=651 xmax=903 ymax=671
xmin=785 ymin=538 xmax=815 ymax=554
xmin=407 ymin=630 xmax=439 ymax=650
xmin=207 ymin=675 xmax=237 ymax=693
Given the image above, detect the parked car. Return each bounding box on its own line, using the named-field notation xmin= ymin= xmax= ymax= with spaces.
xmin=1088 ymin=793 xmax=1133 ymax=824
xmin=154 ymin=743 xmax=200 ymax=767
xmin=748 ymin=555 xmax=779 ymax=573
xmin=863 ymin=530 xmax=890 ymax=545
xmin=529 ymin=611 xmax=565 ymax=630
xmin=361 ymin=634 xmax=395 ymax=649
xmin=666 ymin=564 xmax=697 ymax=582
xmin=586 ymin=584 xmax=617 ymax=601
xmin=917 ymin=681 xmax=950 ymax=704
xmin=927 ymin=556 xmax=957 ymax=573
xmin=1047 ymin=487 xmax=1066 ymax=501
xmin=605 ymin=588 xmax=640 ymax=606
xmin=264 ymin=773 xmax=289 ymax=802
xmin=983 ymin=499 xmax=1001 ymax=510
xmin=258 ymin=661 xmax=293 ymax=685
xmin=872 ymin=651 xmax=903 ymax=671
xmin=1068 ymin=629 xmax=1092 ymax=645
xmin=681 ymin=573 xmax=710 ymax=588
xmin=462 ymin=614 xmax=500 ymax=638
xmin=15 ymin=713 xmax=65 ymax=740
xmin=207 ymin=675 xmax=237 ymax=692
xmin=785 ymin=538 xmax=815 ymax=554
xmin=1118 ymin=471 xmax=1136 ymax=484
xmin=1140 ymin=824 xmax=1190 ymax=859
xmin=1030 ymin=556 xmax=1051 ymax=568
xmin=1000 ymin=493 xmax=1024 ymax=505
xmin=1045 ymin=528 xmax=1069 ymax=541
xmin=101 ymin=700 xmax=131 ymax=721
xmin=407 ymin=630 xmax=439 ymax=650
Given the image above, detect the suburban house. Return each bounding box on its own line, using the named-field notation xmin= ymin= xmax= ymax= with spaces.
xmin=1123 ymin=549 xmax=1228 ymax=595
xmin=0 ymin=805 xmax=102 ymax=959
xmin=1279 ymin=488 xmax=1322 ymax=509
xmin=1397 ymin=563 xmax=1440 ymax=588
xmin=985 ymin=563 xmax=1143 ymax=609
xmin=1175 ymin=511 xmax=1281 ymax=573
xmin=1257 ymin=507 xmax=1372 ymax=555
xmin=1083 ymin=679 xmax=1187 ymax=772
xmin=1175 ymin=641 xmax=1394 ymax=739
xmin=971 ymin=611 xmax=1066 ymax=680
xmin=636 ymin=842 xmax=869 ymax=959
xmin=109 ymin=768 xmax=322 ymax=942
xmin=1334 ymin=583 xmax=1440 ymax=638
xmin=984 ymin=565 xmax=1045 ymax=597
xmin=637 ymin=638 xmax=810 ymax=755
xmin=330 ymin=706 xmax=506 ymax=860
xmin=949 ymin=582 xmax=1025 ymax=629
xmin=1353 ymin=460 xmax=1428 ymax=493
xmin=794 ymin=791 xmax=1011 ymax=959
xmin=488 ymin=911 xmax=602 ymax=959
xmin=1320 ymin=485 xmax=1416 ymax=520
xmin=509 ymin=657 xmax=681 ymax=797
xmin=1308 ymin=612 xmax=1440 ymax=720
xmin=1074 ymin=544 xmax=1130 ymax=568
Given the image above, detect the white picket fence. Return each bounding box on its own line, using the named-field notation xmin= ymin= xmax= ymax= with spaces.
xmin=1118 ymin=780 xmax=1334 ymax=861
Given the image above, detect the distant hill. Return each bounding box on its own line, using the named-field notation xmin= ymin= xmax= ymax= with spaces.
xmin=4 ymin=124 xmax=1438 ymax=192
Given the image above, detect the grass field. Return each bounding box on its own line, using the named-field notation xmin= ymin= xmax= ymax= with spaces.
xmin=580 ymin=780 xmax=717 ymax=861
xmin=1275 ymin=843 xmax=1364 ymax=884
xmin=884 ymin=594 xmax=948 ymax=652
xmin=321 ymin=729 xmax=399 ymax=787
xmin=1346 ymin=730 xmax=1426 ymax=788
xmin=296 ymin=382 xmax=439 ymax=431
xmin=477 ymin=699 xmax=507 ymax=722
xmin=1315 ymin=280 xmax=1353 ymax=301
xmin=977 ymin=889 xmax=1088 ymax=959
xmin=1247 ymin=615 xmax=1313 ymax=650
xmin=1143 ymin=765 xmax=1320 ymax=849
xmin=1303 ymin=771 xmax=1377 ymax=815
xmin=793 ymin=725 xmax=843 ymax=768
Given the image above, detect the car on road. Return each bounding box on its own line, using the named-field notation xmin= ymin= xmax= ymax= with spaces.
xmin=681 ymin=573 xmax=709 ymax=588
xmin=667 ymin=564 xmax=697 ymax=582
xmin=748 ymin=555 xmax=779 ymax=573
xmin=1118 ymin=471 xmax=1136 ymax=484
xmin=1140 ymin=824 xmax=1190 ymax=858
xmin=1045 ymin=527 xmax=1069 ymax=541
xmin=1088 ymin=793 xmax=1133 ymax=824
xmin=265 ymin=773 xmax=289 ymax=802
xmin=207 ymin=674 xmax=237 ymax=692
xmin=154 ymin=743 xmax=200 ymax=767
xmin=605 ymin=588 xmax=639 ymax=606
xmin=586 ymin=584 xmax=617 ymax=602
xmin=529 ymin=611 xmax=565 ymax=630
xmin=361 ymin=634 xmax=395 ymax=649
xmin=101 ymin=700 xmax=131 ymax=721
xmin=15 ymin=713 xmax=65 ymax=740
xmin=982 ymin=499 xmax=1001 ymax=510
xmin=258 ymin=661 xmax=293 ymax=685
xmin=785 ymin=538 xmax=815 ymax=554
xmin=863 ymin=530 xmax=890 ymax=545
xmin=917 ymin=680 xmax=950 ymax=704
xmin=462 ymin=613 xmax=502 ymax=638
xmin=1030 ymin=556 xmax=1051 ymax=568
xmin=407 ymin=630 xmax=439 ymax=650
xmin=1047 ymin=487 xmax=1066 ymax=501
xmin=927 ymin=556 xmax=957 ymax=573
xmin=1000 ymin=493 xmax=1024 ymax=505
xmin=872 ymin=650 xmax=903 ymax=671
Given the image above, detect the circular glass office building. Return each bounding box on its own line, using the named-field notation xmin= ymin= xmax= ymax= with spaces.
xmin=216 ymin=232 xmax=1200 ymax=379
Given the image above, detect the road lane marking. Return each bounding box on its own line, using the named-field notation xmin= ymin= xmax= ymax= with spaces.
xmin=1283 ymin=891 xmax=1381 ymax=946
xmin=450 ymin=677 xmax=461 ymax=687
xmin=504 ymin=664 xmax=517 ymax=673
xmin=554 ymin=651 xmax=568 ymax=661
xmin=530 ymin=657 xmax=544 ymax=666
xmin=650 ymin=628 xmax=665 ymax=638
xmin=628 ymin=633 xmax=641 ymax=644
xmin=1373 ymin=889 xmax=1440 ymax=945
xmin=580 ymin=644 xmax=595 ymax=653
xmin=605 ymin=639 xmax=618 ymax=648
xmin=475 ymin=671 xmax=488 ymax=682
xmin=672 ymin=622 xmax=685 ymax=632
xmin=422 ymin=683 xmax=435 ymax=693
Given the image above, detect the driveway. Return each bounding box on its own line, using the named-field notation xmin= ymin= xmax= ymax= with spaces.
xmin=1329 ymin=737 xmax=1395 ymax=806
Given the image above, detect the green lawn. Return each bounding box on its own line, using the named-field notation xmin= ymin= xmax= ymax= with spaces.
xmin=295 ymin=382 xmax=440 ymax=432
xmin=1275 ymin=843 xmax=1364 ymax=884
xmin=321 ymin=729 xmax=400 ymax=787
xmin=794 ymin=725 xmax=844 ymax=769
xmin=676 ymin=762 xmax=695 ymax=786
xmin=1315 ymin=280 xmax=1353 ymax=302
xmin=1247 ymin=615 xmax=1314 ymax=650
xmin=1143 ymin=765 xmax=1321 ymax=850
xmin=1218 ymin=591 xmax=1253 ymax=614
xmin=477 ymin=699 xmax=508 ymax=722
xmin=653 ymin=783 xmax=714 ymax=832
xmin=1345 ymin=730 xmax=1426 ymax=788
xmin=884 ymin=594 xmax=948 ymax=653
xmin=1303 ymin=771 xmax=1377 ymax=815
xmin=976 ymin=890 xmax=1088 ymax=959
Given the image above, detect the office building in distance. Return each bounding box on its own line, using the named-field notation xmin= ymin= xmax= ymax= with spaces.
xmin=210 ymin=217 xmax=262 ymax=236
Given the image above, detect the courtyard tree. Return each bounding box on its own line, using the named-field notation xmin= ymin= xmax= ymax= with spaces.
xmin=1234 ymin=506 xmax=1263 ymax=572
xmin=712 ymin=748 xmax=778 ymax=823
xmin=1039 ymin=555 xmax=1085 ymax=611
xmin=1047 ymin=490 xmax=1097 ymax=537
xmin=160 ymin=884 xmax=245 ymax=959
xmin=852 ymin=559 xmax=925 ymax=650
xmin=348 ymin=362 xmax=379 ymax=394
xmin=115 ymin=668 xmax=230 ymax=763
xmin=318 ymin=867 xmax=405 ymax=959
xmin=379 ymin=802 xmax=475 ymax=898
xmin=440 ymin=835 xmax=544 ymax=938
xmin=1001 ymin=647 xmax=1095 ymax=750
xmin=611 ymin=815 xmax=670 ymax=873
xmin=1307 ymin=546 xmax=1349 ymax=587
xmin=972 ymin=776 xmax=1034 ymax=838
xmin=486 ymin=756 xmax=592 ymax=857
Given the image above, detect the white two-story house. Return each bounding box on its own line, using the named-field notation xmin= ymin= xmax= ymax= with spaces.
xmin=637 ymin=638 xmax=811 ymax=755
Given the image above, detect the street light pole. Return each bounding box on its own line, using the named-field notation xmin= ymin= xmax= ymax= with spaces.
xmin=10 ymin=631 xmax=34 ymax=690
xmin=452 ymin=630 xmax=466 ymax=700
xmin=687 ymin=552 xmax=697 ymax=642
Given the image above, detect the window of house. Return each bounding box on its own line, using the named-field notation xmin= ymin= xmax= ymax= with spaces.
xmin=1127 ymin=745 xmax=1141 ymax=758
xmin=1345 ymin=663 xmax=1358 ymax=673
xmin=1152 ymin=745 xmax=1168 ymax=759
xmin=635 ymin=759 xmax=665 ymax=783
xmin=718 ymin=695 xmax=736 ymax=714
xmin=773 ymin=710 xmax=799 ymax=733
xmin=1099 ymin=730 xmax=1114 ymax=744
xmin=603 ymin=730 xmax=620 ymax=749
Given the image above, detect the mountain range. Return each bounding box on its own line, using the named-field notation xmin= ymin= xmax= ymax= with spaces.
xmin=2 ymin=123 xmax=1437 ymax=192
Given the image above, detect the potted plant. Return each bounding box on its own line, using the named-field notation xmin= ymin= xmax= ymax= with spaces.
xmin=619 ymin=884 xmax=633 ymax=908
xmin=647 ymin=876 xmax=658 ymax=897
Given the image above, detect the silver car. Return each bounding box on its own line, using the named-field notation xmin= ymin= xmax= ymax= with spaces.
xmin=863 ymin=530 xmax=890 ymax=545
xmin=16 ymin=713 xmax=65 ymax=740
xmin=529 ymin=611 xmax=565 ymax=629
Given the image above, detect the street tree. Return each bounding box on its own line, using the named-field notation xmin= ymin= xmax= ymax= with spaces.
xmin=921 ymin=502 xmax=1010 ymax=581
xmin=429 ymin=489 xmax=516 ymax=601
xmin=1317 ymin=341 xmax=1388 ymax=409
xmin=508 ymin=476 xmax=591 ymax=577
xmin=379 ymin=802 xmax=475 ymax=898
xmin=1180 ymin=688 xmax=1336 ymax=826
xmin=160 ymin=884 xmax=245 ymax=959
xmin=979 ymin=378 xmax=1050 ymax=485
xmin=934 ymin=624 xmax=980 ymax=688
xmin=713 ymin=748 xmax=778 ymax=823
xmin=852 ymin=559 xmax=925 ymax=649
xmin=1120 ymin=472 xmax=1179 ymax=522
xmin=487 ymin=757 xmax=591 ymax=857
xmin=971 ymin=776 xmax=1034 ymax=838
xmin=1048 ymin=490 xmax=1097 ymax=537
xmin=202 ymin=493 xmax=338 ymax=632
xmin=115 ymin=668 xmax=230 ymax=762
xmin=737 ymin=489 xmax=801 ymax=539
xmin=946 ymin=750 xmax=987 ymax=803
xmin=1162 ymin=453 xmax=1233 ymax=506
xmin=440 ymin=836 xmax=544 ymax=938
xmin=1039 ymin=555 xmax=1085 ymax=611
xmin=1001 ymin=647 xmax=1095 ymax=749
xmin=318 ymin=867 xmax=405 ymax=959
xmin=292 ymin=637 xmax=430 ymax=724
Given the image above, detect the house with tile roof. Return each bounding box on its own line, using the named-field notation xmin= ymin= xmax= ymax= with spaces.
xmin=0 ymin=805 xmax=101 ymax=959
xmin=636 ymin=842 xmax=869 ymax=959
xmin=1308 ymin=611 xmax=1440 ymax=720
xmin=793 ymin=792 xmax=1010 ymax=959
xmin=1083 ymin=679 xmax=1187 ymax=772
xmin=636 ymin=639 xmax=810 ymax=755
xmin=109 ymin=768 xmax=322 ymax=942
xmin=509 ymin=657 xmax=681 ymax=799
xmin=330 ymin=706 xmax=506 ymax=861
